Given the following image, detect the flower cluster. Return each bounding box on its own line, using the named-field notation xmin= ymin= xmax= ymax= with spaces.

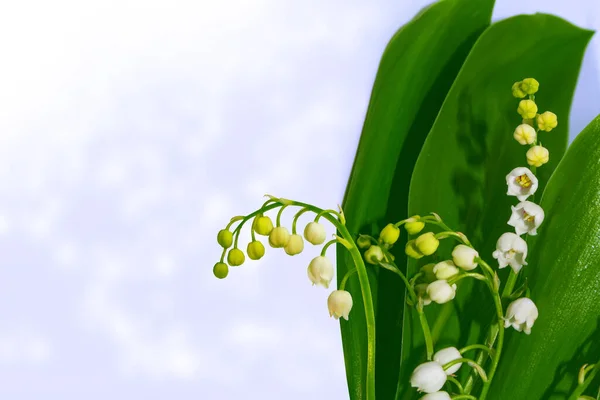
xmin=213 ymin=197 xmax=355 ymax=321
xmin=213 ymin=79 xmax=554 ymax=400
xmin=404 ymin=79 xmax=553 ymax=399
xmin=491 ymin=78 xmax=550 ymax=329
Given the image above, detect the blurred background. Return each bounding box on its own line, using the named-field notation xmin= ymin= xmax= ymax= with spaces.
xmin=0 ymin=0 xmax=598 ymax=398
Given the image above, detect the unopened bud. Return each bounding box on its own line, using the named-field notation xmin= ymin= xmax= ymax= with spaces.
xmin=247 ymin=241 xmax=265 ymax=260
xmin=217 ymin=229 xmax=233 ymax=248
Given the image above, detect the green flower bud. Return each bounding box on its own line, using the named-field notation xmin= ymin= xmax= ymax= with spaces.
xmin=517 ymin=99 xmax=538 ymax=119
xmin=420 ymin=263 xmax=437 ymax=282
xmin=526 ymin=145 xmax=549 ymax=168
xmin=253 ymin=215 xmax=274 ymax=236
xmin=405 ymin=240 xmax=424 ymax=259
xmin=415 ymin=232 xmax=439 ymax=256
xmin=227 ymin=248 xmax=245 ymax=266
xmin=217 ymin=229 xmax=233 ymax=248
xmin=520 ymin=78 xmax=539 ymax=95
xmin=536 ymin=111 xmax=557 ymax=132
xmin=405 ymin=216 xmax=425 ymax=235
xmin=268 ymin=226 xmax=290 ymax=248
xmin=364 ymin=245 xmax=384 ymax=265
xmin=213 ymin=262 xmax=229 ymax=279
xmin=379 ymin=223 xmax=400 ymax=245
xmin=284 ymin=234 xmax=304 ymax=256
xmin=357 ymin=235 xmax=371 ymax=249
xmin=247 ymin=241 xmax=265 ymax=260
xmin=512 ymin=81 xmax=526 ymax=98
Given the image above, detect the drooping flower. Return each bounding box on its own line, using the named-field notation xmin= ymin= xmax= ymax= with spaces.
xmin=269 ymin=226 xmax=291 ymax=248
xmin=513 ymin=124 xmax=537 ymax=145
xmin=517 ymin=99 xmax=538 ymax=119
xmin=452 ymin=245 xmax=479 ymax=270
xmin=217 ymin=229 xmax=233 ymax=248
xmin=213 ymin=262 xmax=229 ymax=279
xmin=419 ymin=392 xmax=451 ymax=400
xmin=364 ymin=245 xmax=384 ymax=265
xmin=492 ymin=232 xmax=528 ymax=273
xmin=253 ymin=215 xmax=274 ymax=236
xmin=307 ymin=256 xmax=334 ymax=288
xmin=415 ymin=283 xmax=432 ymax=306
xmin=420 ymin=263 xmax=437 ymax=282
xmin=356 ymin=235 xmax=371 ymax=249
xmin=537 ymin=111 xmax=558 ymax=132
xmin=506 ymin=167 xmax=538 ymax=201
xmin=505 ymin=297 xmax=539 ymax=334
xmin=227 ymin=248 xmax=245 ymax=266
xmin=304 ymin=221 xmax=326 ymax=245
xmin=406 ymin=240 xmax=424 ymax=259
xmin=520 ymin=78 xmax=539 ymax=95
xmin=511 ymin=81 xmax=526 ymax=98
xmin=247 ymin=241 xmax=266 ymax=260
xmin=433 ymin=261 xmax=460 ymax=280
xmin=426 ymin=280 xmax=457 ymax=304
xmin=526 ymin=145 xmax=549 ymax=168
xmin=327 ymin=290 xmax=353 ymax=320
xmin=508 ymin=201 xmax=545 ymax=236
xmin=415 ymin=232 xmax=439 ymax=256
xmin=284 ymin=234 xmax=304 ymax=256
xmin=405 ymin=216 xmax=425 ymax=235
xmin=433 ymin=347 xmax=463 ymax=375
xmin=410 ymin=361 xmax=447 ymax=393
xmin=380 ymin=223 xmax=400 ymax=245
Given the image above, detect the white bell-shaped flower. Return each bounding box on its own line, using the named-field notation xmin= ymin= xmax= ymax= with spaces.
xmin=506 ymin=167 xmax=538 ymax=201
xmin=327 ymin=290 xmax=353 ymax=320
xmin=492 ymin=232 xmax=528 ymax=273
xmin=307 ymin=256 xmax=334 ymax=288
xmin=508 ymin=201 xmax=544 ymax=236
xmin=505 ymin=297 xmax=539 ymax=334
xmin=433 ymin=347 xmax=462 ymax=375
xmin=452 ymin=245 xmax=479 ymax=270
xmin=304 ymin=222 xmax=326 ymax=245
xmin=426 ymin=280 xmax=457 ymax=304
xmin=433 ymin=261 xmax=460 ymax=280
xmin=419 ymin=392 xmax=451 ymax=400
xmin=410 ymin=361 xmax=447 ymax=393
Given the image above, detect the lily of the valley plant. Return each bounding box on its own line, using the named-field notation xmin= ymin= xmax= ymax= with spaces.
xmin=213 ymin=78 xmax=600 ymax=399
xmin=211 ymin=1 xmax=600 ymax=398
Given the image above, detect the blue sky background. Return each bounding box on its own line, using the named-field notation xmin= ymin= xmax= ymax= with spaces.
xmin=0 ymin=0 xmax=598 ymax=399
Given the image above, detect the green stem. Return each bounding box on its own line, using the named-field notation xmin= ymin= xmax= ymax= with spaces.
xmin=291 ymin=207 xmax=310 ymax=234
xmin=321 ymin=239 xmax=338 ymax=256
xmin=459 ymin=344 xmax=494 ymax=357
xmin=377 ymin=257 xmax=432 ymax=360
xmin=339 ymin=268 xmax=358 ymax=291
xmin=453 ymin=395 xmax=477 ymax=400
xmin=417 ymin=306 xmax=434 ymax=360
xmin=443 ymin=358 xmax=487 ymax=381
xmin=284 ymin=199 xmax=376 ymax=400
xmin=478 ymin=262 xmax=505 ymax=399
xmin=569 ymin=362 xmax=600 ymax=400
xmin=447 ymin=376 xmax=465 ymax=394
xmin=448 ymin=273 xmax=487 ymax=285
xmin=276 ymin=204 xmax=288 ymax=226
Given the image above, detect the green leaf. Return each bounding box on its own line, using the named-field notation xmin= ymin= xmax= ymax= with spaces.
xmin=400 ymin=14 xmax=592 ymax=398
xmin=337 ymin=0 xmax=494 ymax=398
xmin=488 ymin=115 xmax=600 ymax=399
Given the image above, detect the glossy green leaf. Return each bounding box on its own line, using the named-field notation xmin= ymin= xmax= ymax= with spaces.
xmin=488 ymin=115 xmax=600 ymax=399
xmin=399 ymin=14 xmax=592 ymax=398
xmin=337 ymin=0 xmax=494 ymax=398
